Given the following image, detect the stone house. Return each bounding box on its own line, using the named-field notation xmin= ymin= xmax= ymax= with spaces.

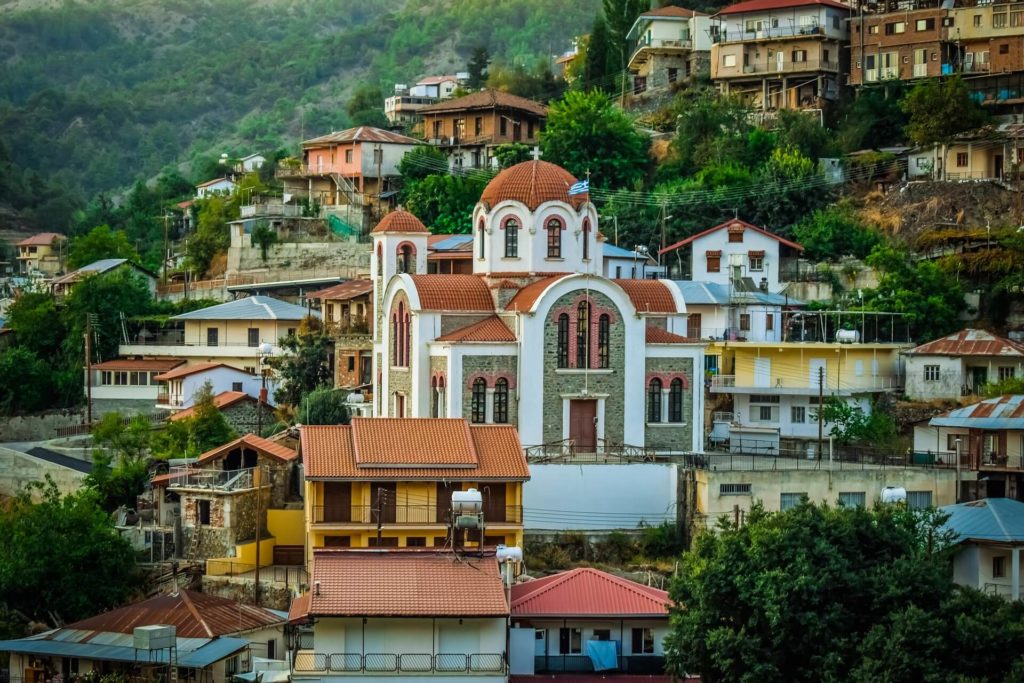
xmin=627 ymin=5 xmax=712 ymax=96
xmin=904 ymin=329 xmax=1024 ymax=401
xmin=167 ymin=390 xmax=276 ymax=435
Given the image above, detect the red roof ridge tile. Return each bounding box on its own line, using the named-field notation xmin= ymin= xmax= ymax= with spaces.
xmin=613 ymin=279 xmax=678 ymax=314
xmin=658 ymin=218 xmax=803 ymax=255
xmin=196 ymin=433 xmax=297 ymax=465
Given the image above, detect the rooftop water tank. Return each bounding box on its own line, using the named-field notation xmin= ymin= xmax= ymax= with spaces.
xmin=496 ymin=545 xmax=524 ymax=563
xmin=133 ymin=625 xmax=176 ymax=650
xmin=452 ymin=488 xmax=483 ymax=514
xmin=881 ymin=486 xmax=907 ymax=504
xmin=836 ymin=329 xmax=860 ymax=344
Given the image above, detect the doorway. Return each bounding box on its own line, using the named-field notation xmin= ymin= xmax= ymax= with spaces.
xmin=569 ymin=400 xmax=598 ymax=452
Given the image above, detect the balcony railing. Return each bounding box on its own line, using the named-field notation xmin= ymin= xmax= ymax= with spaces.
xmin=725 ymin=59 xmax=838 ymax=75
xmin=240 ymin=202 xmax=305 ymax=218
xmin=715 ymin=24 xmax=828 ymax=42
xmin=535 ymin=654 xmax=666 ymax=675
xmin=709 ymin=374 xmax=902 ymax=393
xmin=312 ymin=504 xmax=522 ymax=525
xmin=293 ymin=651 xmax=505 ymax=675
xmin=168 ymin=466 xmax=255 ymax=491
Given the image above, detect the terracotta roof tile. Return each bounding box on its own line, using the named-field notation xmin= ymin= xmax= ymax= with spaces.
xmin=303 ymin=126 xmax=420 ymax=146
xmin=511 ymin=568 xmax=671 ymax=617
xmin=168 ymin=391 xmax=254 ymax=422
xmin=307 ymin=279 xmax=374 ymax=300
xmin=659 ymin=219 xmax=803 ymax=255
xmin=371 ymin=209 xmax=429 ymax=234
xmin=907 ymin=329 xmax=1024 ymax=357
xmin=641 ymin=5 xmax=701 ymax=17
xmin=646 ymin=326 xmax=699 ymax=344
xmin=16 ymin=232 xmax=65 ymax=246
xmin=504 ymin=275 xmax=571 ymax=312
xmin=436 ymin=316 xmax=516 ymax=343
xmin=714 ymin=0 xmax=850 ymax=15
xmin=196 ymin=433 xmax=298 ymax=465
xmin=288 ymin=593 xmax=311 ymax=625
xmin=309 ymin=550 xmax=509 ymax=617
xmin=410 ymin=275 xmax=495 ymax=311
xmin=613 ymin=279 xmax=678 ymax=313
xmin=301 ymin=420 xmax=529 ymax=480
xmin=154 ymin=362 xmax=253 ymax=382
xmin=93 ymin=358 xmax=185 ymax=372
xmin=420 ymin=88 xmax=547 ymax=117
xmin=480 ymin=160 xmax=587 ymax=210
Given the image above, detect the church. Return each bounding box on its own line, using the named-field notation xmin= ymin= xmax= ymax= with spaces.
xmin=370 ymin=159 xmax=705 ymax=453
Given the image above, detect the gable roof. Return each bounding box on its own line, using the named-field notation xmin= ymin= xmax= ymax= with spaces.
xmin=714 ymin=0 xmax=851 ymax=16
xmin=646 ymin=326 xmax=699 ymax=344
xmin=419 ymin=89 xmax=548 ymax=117
xmin=301 ymin=420 xmax=529 ymax=480
xmin=52 ymin=259 xmax=156 ymax=286
xmin=196 ymin=177 xmax=235 ymax=189
xmin=168 ymin=391 xmax=255 ymax=422
xmin=153 ymin=362 xmax=253 ymax=382
xmin=435 ymin=316 xmax=517 ymax=343
xmin=642 ymin=5 xmax=702 ymax=17
xmin=613 ymin=279 xmax=678 ymax=313
xmin=930 ymin=395 xmax=1024 ymax=429
xmin=504 ymin=275 xmax=571 ymax=312
xmin=659 ymin=219 xmax=803 ymax=255
xmin=941 ymin=498 xmax=1024 ymax=544
xmin=93 ymin=358 xmax=185 ymax=372
xmin=303 ymin=126 xmax=420 ymax=147
xmin=195 ymin=433 xmax=298 ymax=466
xmin=16 ymin=232 xmax=65 ymax=247
xmin=308 ymin=550 xmax=509 ymax=617
xmin=307 ymin=279 xmax=374 ymax=301
xmin=907 ymin=329 xmax=1024 ymax=357
xmin=409 ymin=275 xmax=495 ymax=311
xmin=511 ymin=568 xmax=671 ymax=617
xmin=171 ymin=295 xmax=317 ymax=321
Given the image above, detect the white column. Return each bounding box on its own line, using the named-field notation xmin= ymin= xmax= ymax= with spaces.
xmin=661 ymin=389 xmax=670 ymax=423
xmin=1013 ymin=547 xmax=1020 ymax=601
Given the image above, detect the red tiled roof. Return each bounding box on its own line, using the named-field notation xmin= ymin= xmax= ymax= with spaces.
xmin=309 ymin=550 xmax=509 ymax=617
xmin=168 ymin=391 xmax=254 ymax=422
xmin=420 ymin=88 xmax=548 ymax=117
xmin=641 ymin=5 xmax=701 ymax=17
xmin=371 ymin=209 xmax=429 ymax=234
xmin=480 ymin=160 xmax=587 ymax=211
xmin=504 ymin=275 xmax=571 ymax=312
xmin=714 ymin=0 xmax=851 ymax=15
xmin=196 ymin=177 xmax=233 ymax=188
xmin=511 ymin=568 xmax=672 ymax=617
xmin=307 ymin=278 xmax=374 ymax=300
xmin=195 ymin=433 xmax=298 ymax=465
xmin=436 ymin=316 xmax=517 ymax=343
xmin=301 ymin=420 xmax=529 ymax=480
xmin=303 ymin=126 xmax=420 ymax=147
xmin=417 ymin=74 xmax=459 ymax=85
xmin=658 ymin=219 xmax=803 ymax=255
xmin=65 ymin=589 xmax=282 ymax=638
xmin=16 ymin=232 xmax=65 ymax=247
xmin=613 ymin=279 xmax=678 ymax=313
xmin=92 ymin=358 xmax=185 ymax=372
xmin=154 ymin=362 xmax=253 ymax=382
xmin=410 ymin=275 xmax=495 ymax=311
xmin=646 ymin=326 xmax=699 ymax=344
xmin=907 ymin=329 xmax=1024 ymax=357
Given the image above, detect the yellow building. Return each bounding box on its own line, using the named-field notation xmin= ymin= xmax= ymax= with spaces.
xmin=16 ymin=232 xmax=65 ymax=276
xmin=301 ymin=418 xmax=529 ymax=559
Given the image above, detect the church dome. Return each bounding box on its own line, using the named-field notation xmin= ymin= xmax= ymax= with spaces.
xmin=371 ymin=209 xmax=429 ymax=234
xmin=480 ymin=160 xmax=588 ymax=211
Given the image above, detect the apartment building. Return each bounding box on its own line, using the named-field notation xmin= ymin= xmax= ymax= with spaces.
xmin=627 ymin=5 xmax=713 ymax=95
xmin=15 ymin=232 xmax=65 ymax=277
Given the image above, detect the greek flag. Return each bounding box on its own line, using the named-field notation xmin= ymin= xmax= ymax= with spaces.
xmin=568 ymin=179 xmax=589 ymax=195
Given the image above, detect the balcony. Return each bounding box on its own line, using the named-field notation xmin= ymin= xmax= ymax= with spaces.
xmin=293 ymin=651 xmax=505 ymax=676
xmin=535 ymin=654 xmax=666 ymax=675
xmin=720 ymin=59 xmax=840 ymax=78
xmin=312 ymin=504 xmax=523 ymax=525
xmin=119 ymin=340 xmax=285 ymax=359
xmin=715 ymin=24 xmax=828 ymax=43
xmin=628 ymin=38 xmax=693 ymax=69
xmin=709 ymin=374 xmax=902 ymax=395
xmin=168 ymin=466 xmax=255 ymax=492
xmin=239 ymin=202 xmax=304 ymax=218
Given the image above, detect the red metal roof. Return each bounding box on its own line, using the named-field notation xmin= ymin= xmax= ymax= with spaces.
xmin=420 ymin=88 xmax=548 ymax=117
xmin=168 ymin=391 xmax=254 ymax=422
xmin=436 ymin=316 xmax=517 ymax=343
xmin=480 ymin=160 xmax=587 ymax=210
xmin=646 ymin=326 xmax=699 ymax=344
xmin=907 ymin=329 xmax=1024 ymax=357
xmin=16 ymin=232 xmax=65 ymax=247
xmin=714 ymin=0 xmax=851 ymax=15
xmin=659 ymin=219 xmax=803 ymax=255
xmin=613 ymin=280 xmax=678 ymax=314
xmin=154 ymin=362 xmax=253 ymax=382
xmin=195 ymin=433 xmax=298 ymax=465
xmin=303 ymin=126 xmax=420 ymax=147
xmin=66 ymin=589 xmax=282 ymax=638
xmin=93 ymin=358 xmax=185 ymax=372
xmin=307 ymin=279 xmax=374 ymax=300
xmin=371 ymin=209 xmax=429 ymax=234
xmin=511 ymin=568 xmax=672 ymax=617
xmin=410 ymin=275 xmax=495 ymax=311
xmin=309 ymin=550 xmax=509 ymax=617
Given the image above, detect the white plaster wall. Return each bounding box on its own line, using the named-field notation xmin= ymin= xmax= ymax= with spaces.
xmin=522 ymin=619 xmax=669 ymax=656
xmin=473 ymin=200 xmax=600 ymax=276
xmin=524 ymin=463 xmax=679 ymax=530
xmin=733 ymin=393 xmax=870 ymax=441
xmin=905 ymin=355 xmax=964 ymax=401
xmin=690 ymin=228 xmax=783 ymax=291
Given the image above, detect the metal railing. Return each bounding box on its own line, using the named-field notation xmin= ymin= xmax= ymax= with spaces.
xmin=523 ymin=439 xmax=657 ymax=463
xmin=722 ymin=59 xmax=838 ymax=75
xmin=168 ymin=466 xmax=255 ymax=491
xmin=709 ymin=374 xmax=902 ymax=392
xmin=240 ymin=203 xmax=304 ymax=218
xmin=535 ymin=654 xmax=665 ymax=675
xmin=697 ymin=447 xmax=953 ymax=471
xmin=293 ymin=651 xmax=505 ymax=675
xmin=312 ymin=504 xmax=522 ymax=525
xmin=715 ymin=24 xmax=829 ymax=42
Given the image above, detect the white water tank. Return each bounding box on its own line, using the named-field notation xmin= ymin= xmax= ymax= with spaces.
xmin=452 ymin=488 xmax=483 ymax=514
xmin=496 ymin=545 xmax=524 ymax=563
xmin=836 ymin=329 xmax=860 ymax=344
xmin=881 ymin=486 xmax=907 ymax=504
xmin=134 ymin=625 xmax=176 ymax=650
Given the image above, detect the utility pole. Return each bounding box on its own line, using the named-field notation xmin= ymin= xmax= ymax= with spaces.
xmin=84 ymin=314 xmax=94 ymax=426
xmin=162 ymin=212 xmax=172 ymax=284
xmin=817 ymin=366 xmax=824 ymax=460
xmin=254 ymin=465 xmax=262 ymax=607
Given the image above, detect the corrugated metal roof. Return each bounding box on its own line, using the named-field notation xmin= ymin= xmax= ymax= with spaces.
xmin=940 ymin=498 xmax=1024 ymax=543
xmin=0 ymin=636 xmax=249 ymax=668
xmin=430 ymin=234 xmax=475 ymax=251
xmin=511 ymin=568 xmax=672 ymax=617
xmin=930 ymin=395 xmax=1024 ymax=429
xmin=303 ymin=126 xmax=420 ymax=147
xmin=907 ymin=329 xmax=1024 ymax=357
xmin=673 ymin=280 xmax=802 ymax=306
xmin=171 ymin=295 xmax=317 ymax=321
xmin=307 ymin=279 xmax=374 ymax=300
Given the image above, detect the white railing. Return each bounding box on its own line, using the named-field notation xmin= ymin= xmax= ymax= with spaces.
xmin=709 ymin=374 xmax=903 ymax=392
xmin=293 ymin=651 xmax=505 ymax=675
xmin=168 ymin=466 xmax=255 ymax=491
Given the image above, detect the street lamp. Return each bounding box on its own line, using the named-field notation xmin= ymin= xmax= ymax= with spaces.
xmin=258 ymin=342 xmax=274 ymax=435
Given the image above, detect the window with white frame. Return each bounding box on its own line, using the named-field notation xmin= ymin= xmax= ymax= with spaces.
xmin=838 ymin=492 xmax=866 ymax=507
xmin=791 ymin=406 xmax=806 ymax=423
xmin=723 ymin=54 xmax=737 ymax=67
xmin=924 ymin=365 xmax=940 ymax=381
xmin=907 ymin=490 xmax=933 ymax=509
xmin=780 ymin=492 xmax=805 ymax=510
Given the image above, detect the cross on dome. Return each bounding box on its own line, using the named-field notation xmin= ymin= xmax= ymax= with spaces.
xmin=531 ymin=146 xmax=542 ymax=161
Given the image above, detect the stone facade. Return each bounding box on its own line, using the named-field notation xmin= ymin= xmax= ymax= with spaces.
xmin=461 ymin=355 xmax=519 ymax=424
xmin=644 ymin=357 xmax=695 ymax=451
xmin=220 ymin=400 xmax=277 ymax=435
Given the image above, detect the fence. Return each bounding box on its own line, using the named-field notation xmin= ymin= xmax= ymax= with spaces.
xmin=293 ymin=652 xmax=505 ymax=674
xmin=168 ymin=466 xmax=254 ymax=491
xmin=523 ymin=439 xmax=657 ymax=463
xmin=54 ymin=412 xmax=162 ymax=437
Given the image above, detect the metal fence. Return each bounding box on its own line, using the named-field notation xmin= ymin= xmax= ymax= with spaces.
xmin=293 ymin=652 xmax=504 ymax=674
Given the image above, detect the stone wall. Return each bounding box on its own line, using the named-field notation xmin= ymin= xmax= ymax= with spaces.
xmin=227 ymin=234 xmax=370 ymax=280
xmin=644 ymin=357 xmax=695 ymax=451
xmin=201 ymin=575 xmax=295 ymax=611
xmin=460 ymin=355 xmax=519 ymax=423
xmin=221 ymin=401 xmax=276 ymax=435
xmin=0 ymin=411 xmax=86 ymax=441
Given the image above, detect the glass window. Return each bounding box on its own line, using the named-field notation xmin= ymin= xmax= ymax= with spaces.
xmin=559 ymin=628 xmax=582 ymax=655
xmin=791 ymin=406 xmax=806 ymax=423
xmin=598 ymin=314 xmax=610 ymax=368
xmin=749 ymin=254 xmax=764 ymax=271
xmin=583 ymin=218 xmax=591 ymax=260
xmin=739 ymin=314 xmax=751 ymax=331
xmin=494 ymin=378 xmax=509 ymax=423
xmin=478 ymin=219 xmax=486 ymax=259
xmin=999 ymin=366 xmax=1015 ymax=381
xmin=631 ymin=628 xmax=655 ymax=655
xmin=916 ymin=18 xmax=934 ymax=31
xmin=648 ymin=378 xmax=663 ymax=423
xmin=471 ymin=378 xmax=487 ymax=423
xmin=838 ymin=492 xmax=866 ymax=507
xmin=994 ymin=12 xmax=1008 ymax=28
xmin=669 ymin=378 xmax=684 ymax=423
xmin=974 ymin=14 xmax=982 ymax=26
xmin=576 ymin=301 xmax=590 ymax=369
xmin=504 ymin=218 xmax=518 ymax=258
xmin=956 ymin=152 xmax=969 ymax=167
xmin=907 ymin=490 xmax=933 ymax=509
xmin=766 ymin=313 xmax=774 ymax=331
xmin=994 ymin=555 xmax=1007 ymax=578
xmin=723 ymin=54 xmax=737 ymax=67
xmin=547 ymin=218 xmax=562 ymax=258
xmin=924 ymin=365 xmax=940 ymax=381
xmin=780 ymin=492 xmax=805 ymax=511
xmin=557 ymin=314 xmax=569 ymax=368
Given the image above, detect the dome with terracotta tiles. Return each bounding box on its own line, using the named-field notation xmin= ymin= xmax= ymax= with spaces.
xmin=371 ymin=209 xmax=429 ymax=234
xmin=480 ymin=160 xmax=588 ymax=211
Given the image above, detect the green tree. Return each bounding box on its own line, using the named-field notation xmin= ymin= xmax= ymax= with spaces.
xmin=541 ymin=89 xmax=649 ymax=189
xmin=583 ymin=16 xmax=612 ymax=90
xmin=492 ymin=143 xmax=532 ymax=168
xmin=791 ymin=202 xmax=881 ymax=260
xmin=186 ymin=194 xmax=236 ymax=276
xmin=297 ymin=386 xmax=352 ymax=425
xmin=270 ymin=318 xmax=333 ymax=407
xmin=0 ymin=347 xmax=54 ymax=415
xmin=901 ymin=76 xmax=989 ymax=146
xmin=87 ymin=412 xmax=154 ymax=512
xmin=67 ymin=224 xmax=139 ymax=269
xmin=402 ymin=173 xmax=491 ymax=233
xmin=63 ymin=268 xmax=153 ymax=363
xmin=5 ymin=291 xmax=66 ymax=358
xmin=819 ymin=396 xmax=896 ymax=448
xmin=467 ymin=46 xmax=490 ymax=88
xmin=150 ymin=381 xmax=236 ymax=458
xmin=0 ymin=478 xmax=139 ymax=625
xmin=251 ymin=223 xmax=277 ymax=262
xmin=602 ymin=0 xmax=648 ymax=74
xmin=346 ymin=83 xmax=387 ymax=128
xmin=774 ymin=109 xmax=835 ymax=161
xmin=666 ymin=89 xmax=753 ymax=178
xmin=398 ymin=145 xmax=449 ymax=181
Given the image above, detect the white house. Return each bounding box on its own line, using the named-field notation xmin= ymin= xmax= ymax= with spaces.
xmin=197 ymin=177 xmax=237 ymax=198
xmin=238 ymin=154 xmax=267 ymax=173
xmin=942 ymin=498 xmax=1024 ymax=600
xmin=410 ymin=75 xmax=461 ymax=99
xmin=904 ymin=329 xmax=1024 ymax=401
xmin=89 ymin=358 xmax=186 ymax=408
xmin=674 ymin=280 xmax=802 ymax=342
xmin=626 ymin=5 xmax=713 ymax=94
xmin=371 ymin=160 xmax=706 ymax=453
xmin=153 ymin=361 xmax=276 ymax=410
xmin=601 ymin=243 xmax=666 ymax=280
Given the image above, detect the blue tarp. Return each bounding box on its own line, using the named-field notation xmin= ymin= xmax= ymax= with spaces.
xmin=585 ymin=640 xmax=619 ymax=671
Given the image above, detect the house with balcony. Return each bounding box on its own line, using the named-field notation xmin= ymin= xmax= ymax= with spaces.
xmin=300 ymin=418 xmax=529 ymax=556
xmin=308 ymin=279 xmax=374 ymax=396
xmin=907 ymin=122 xmax=1024 ymax=181
xmin=904 ymin=328 xmax=1024 ymax=401
xmin=627 ymin=5 xmax=713 ymax=96
xmin=88 ymin=358 xmax=185 ymax=412
xmin=118 ymin=295 xmax=317 ymax=374
xmin=941 ymin=497 xmax=1024 ymax=600
xmin=674 ymin=280 xmax=803 ymax=343
xmin=15 ymin=232 xmax=65 ymax=276
xmin=153 ymin=362 xmax=275 ymax=410
xmin=509 ymin=567 xmax=672 ymax=678
xmin=289 ymin=550 xmax=509 ymax=681
xmin=709 ymin=0 xmax=851 ymax=112
xmin=914 ymin=395 xmax=1024 ymax=501
xmin=419 ymin=89 xmax=547 ymax=170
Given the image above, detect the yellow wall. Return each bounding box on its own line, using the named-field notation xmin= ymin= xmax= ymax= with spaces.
xmin=268 ymin=508 xmax=305 ymax=545
xmin=713 ymin=342 xmax=905 ymax=392
xmin=206 ymin=537 xmax=277 ymax=576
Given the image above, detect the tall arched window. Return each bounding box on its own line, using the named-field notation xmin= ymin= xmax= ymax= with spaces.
xmin=557 ymin=314 xmax=569 ymax=369
xmin=576 ymin=301 xmax=590 ymax=369
xmin=582 ymin=218 xmax=591 ymax=260
xmin=598 ymin=314 xmax=610 ymax=369
xmin=546 ymin=218 xmax=562 ymax=258
xmin=648 ymin=378 xmax=663 ymax=423
xmin=430 ymin=376 xmax=439 ymax=417
xmin=478 ymin=219 xmax=486 ymax=260
xmin=403 ymin=311 xmax=411 ymax=366
xmin=376 ymin=243 xmax=383 ymax=277
xmin=394 ymin=302 xmax=408 ymax=367
xmin=397 ymin=244 xmax=414 ymax=274
xmin=494 ymin=378 xmax=509 ymax=423
xmin=669 ymin=378 xmax=683 ymax=423
xmin=504 ymin=217 xmax=519 ymax=258
xmin=437 ymin=374 xmax=446 ymax=418
xmin=471 ymin=378 xmax=487 ymax=423
xmin=392 ymin=309 xmax=400 ymax=366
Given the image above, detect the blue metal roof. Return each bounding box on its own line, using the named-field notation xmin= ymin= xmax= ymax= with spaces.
xmin=672 ymin=280 xmax=803 ymax=307
xmin=602 ymin=243 xmax=645 ymax=259
xmin=171 ymin=295 xmax=318 ymax=321
xmin=0 ymin=636 xmax=248 ymax=668
xmin=431 ymin=234 xmax=474 ymax=251
xmin=930 ymin=395 xmax=1024 ymax=430
xmin=940 ymin=498 xmax=1024 ymax=543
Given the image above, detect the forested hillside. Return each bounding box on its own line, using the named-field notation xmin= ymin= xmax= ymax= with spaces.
xmin=0 ymin=0 xmax=598 ymax=226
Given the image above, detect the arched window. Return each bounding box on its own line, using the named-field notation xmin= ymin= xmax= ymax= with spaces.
xmin=430 ymin=376 xmax=439 ymax=418
xmin=648 ymin=378 xmax=663 ymax=423
xmin=669 ymin=378 xmax=683 ymax=423
xmin=582 ymin=218 xmax=591 ymax=260
xmin=394 ymin=302 xmax=409 ymax=367
xmin=576 ymin=301 xmax=590 ymax=369
xmin=403 ymin=311 xmax=411 ymax=367
xmin=598 ymin=314 xmax=610 ymax=369
xmin=376 ymin=243 xmax=383 ymax=277
xmin=397 ymin=244 xmax=414 ymax=274
xmin=437 ymin=374 xmax=446 ymax=418
xmin=504 ymin=217 xmax=519 ymax=258
xmin=392 ymin=309 xmax=400 ymax=366
xmin=557 ymin=313 xmax=569 ymax=369
xmin=478 ymin=219 xmax=486 ymax=260
xmin=546 ymin=217 xmax=562 ymax=258
xmin=494 ymin=378 xmax=509 ymax=423
xmin=471 ymin=378 xmax=487 ymax=423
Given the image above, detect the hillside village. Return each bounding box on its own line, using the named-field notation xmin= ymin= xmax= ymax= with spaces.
xmin=10 ymin=0 xmax=1024 ymax=681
